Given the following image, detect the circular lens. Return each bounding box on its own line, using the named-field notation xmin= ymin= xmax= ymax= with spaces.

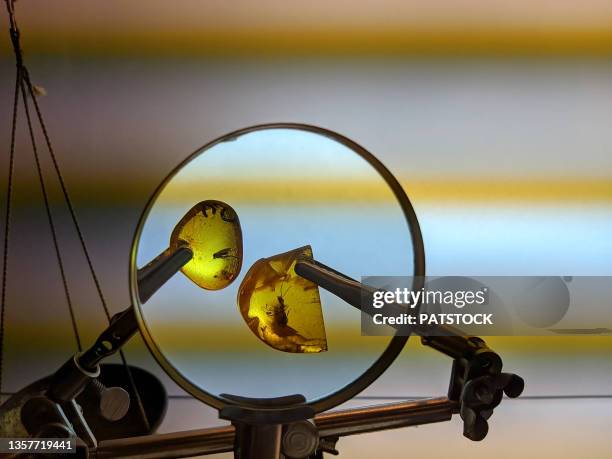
xmin=130 ymin=124 xmax=424 ymax=412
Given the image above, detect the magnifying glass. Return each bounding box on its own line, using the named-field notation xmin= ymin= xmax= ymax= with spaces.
xmin=130 ymin=123 xmax=425 ymax=416
xmin=4 ymin=124 xmax=522 ymax=459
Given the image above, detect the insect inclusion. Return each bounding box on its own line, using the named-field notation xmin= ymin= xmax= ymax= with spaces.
xmin=237 ymin=245 xmax=328 ymax=353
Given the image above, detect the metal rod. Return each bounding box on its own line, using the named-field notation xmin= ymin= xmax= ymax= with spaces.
xmin=294 ymin=257 xmax=374 ymax=310
xmin=78 ymin=246 xmax=193 ymax=371
xmin=234 ymin=424 xmax=282 ymax=459
xmin=92 ymin=425 xmax=235 ymax=459
xmin=138 ymin=246 xmax=193 ymax=304
xmin=48 ymin=246 xmax=193 ymax=401
xmin=92 ymin=397 xmax=457 ymax=459
xmin=295 ymin=258 xmax=467 ymax=340
xmin=315 ymin=396 xmax=457 ymax=438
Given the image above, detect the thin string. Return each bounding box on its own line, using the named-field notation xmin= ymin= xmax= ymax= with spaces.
xmin=6 ymin=1 xmax=150 ymax=430
xmin=19 ymin=77 xmax=82 ymax=351
xmin=118 ymin=350 xmax=151 ymax=431
xmin=0 ymin=62 xmax=21 ymax=396
xmin=3 ymin=0 xmax=82 ymax=353
xmin=21 ymin=69 xmax=151 ymax=430
xmin=22 ymin=68 xmax=111 ymax=320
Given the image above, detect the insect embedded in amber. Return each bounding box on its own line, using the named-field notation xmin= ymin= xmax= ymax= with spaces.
xmin=169 ymin=200 xmax=243 ymax=290
xmin=237 ymin=245 xmax=328 ymax=353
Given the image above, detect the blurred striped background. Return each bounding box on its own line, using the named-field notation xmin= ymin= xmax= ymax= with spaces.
xmin=1 ymin=1 xmax=611 ymax=457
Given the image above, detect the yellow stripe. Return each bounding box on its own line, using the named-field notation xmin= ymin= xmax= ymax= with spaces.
xmin=5 ymin=26 xmax=612 ymax=57
xmin=8 ymin=178 xmax=611 ymax=205
xmin=405 ymin=178 xmax=612 ymax=203
xmin=6 ymin=321 xmax=612 ymax=354
xmin=157 ymin=178 xmax=612 ymax=204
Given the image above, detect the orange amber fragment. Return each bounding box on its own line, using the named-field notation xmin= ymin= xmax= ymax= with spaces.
xmin=237 ymin=245 xmax=328 ymax=353
xmin=170 ymin=200 xmax=242 ymax=290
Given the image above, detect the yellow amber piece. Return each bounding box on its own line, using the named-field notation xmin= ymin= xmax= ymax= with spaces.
xmin=237 ymin=245 xmax=328 ymax=353
xmin=170 ymin=200 xmax=242 ymax=290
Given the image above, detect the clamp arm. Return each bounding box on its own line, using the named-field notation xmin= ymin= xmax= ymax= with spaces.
xmin=294 ymin=257 xmax=524 ymax=441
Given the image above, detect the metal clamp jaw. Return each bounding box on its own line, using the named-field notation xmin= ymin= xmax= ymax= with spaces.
xmin=9 ymin=251 xmax=525 ymax=458
xmin=295 ymin=257 xmax=525 ymax=443
xmin=4 ymin=249 xmax=189 ymax=454
xmin=421 ymin=333 xmax=524 ymax=441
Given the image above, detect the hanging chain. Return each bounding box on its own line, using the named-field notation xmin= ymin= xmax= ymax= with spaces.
xmin=2 ymin=0 xmax=150 ymax=430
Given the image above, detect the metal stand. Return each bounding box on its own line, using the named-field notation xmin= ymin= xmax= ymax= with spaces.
xmin=1 ymin=247 xmax=193 ymax=454
xmin=90 ymin=331 xmax=522 ymax=458
xmin=91 ymin=397 xmax=457 ymax=459
xmin=219 ymin=394 xmax=314 ymax=459
xmin=7 ymin=328 xmax=523 ymax=458
xmin=3 ymin=251 xmax=523 ymax=458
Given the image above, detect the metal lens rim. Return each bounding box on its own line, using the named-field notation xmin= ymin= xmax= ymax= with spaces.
xmin=129 ymin=123 xmax=426 ymax=413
